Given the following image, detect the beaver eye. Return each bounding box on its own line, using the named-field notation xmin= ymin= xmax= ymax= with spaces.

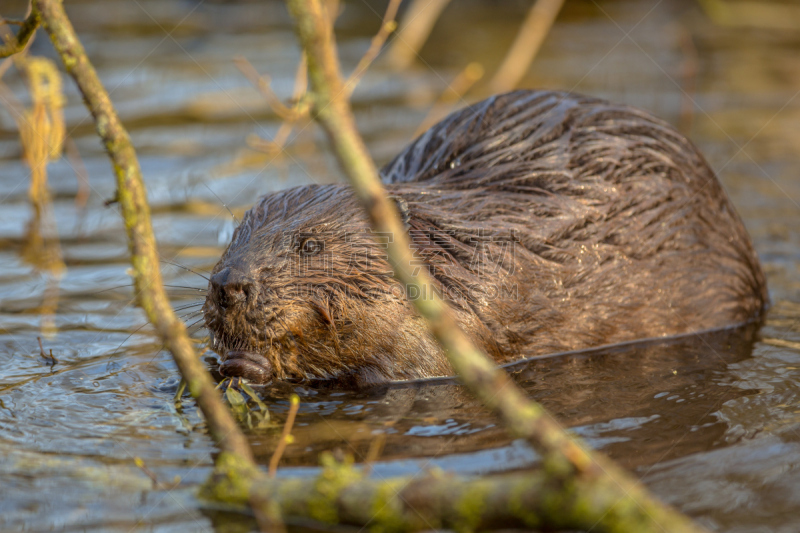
xmin=299 ymin=238 xmax=322 ymax=256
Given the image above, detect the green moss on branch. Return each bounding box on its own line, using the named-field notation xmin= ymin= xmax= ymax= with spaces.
xmin=209 ymin=453 xmax=702 ymax=532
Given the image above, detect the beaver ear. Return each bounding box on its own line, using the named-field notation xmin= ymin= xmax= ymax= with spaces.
xmin=388 ymin=196 xmax=411 ymax=231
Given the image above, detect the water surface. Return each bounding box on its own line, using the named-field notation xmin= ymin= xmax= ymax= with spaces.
xmin=1 ymin=0 xmax=800 ymax=531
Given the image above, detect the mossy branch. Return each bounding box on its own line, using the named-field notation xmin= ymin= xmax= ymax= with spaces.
xmin=206 ymin=451 xmax=688 ymax=531
xmin=32 ymin=0 xmax=257 ymax=470
xmin=284 ymin=0 xmax=707 ymax=531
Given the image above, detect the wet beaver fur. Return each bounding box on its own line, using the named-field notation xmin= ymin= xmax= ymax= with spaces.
xmin=203 ymin=90 xmax=768 ymax=386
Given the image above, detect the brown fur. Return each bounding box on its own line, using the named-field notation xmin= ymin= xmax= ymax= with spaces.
xmin=203 ymin=90 xmax=768 ymax=386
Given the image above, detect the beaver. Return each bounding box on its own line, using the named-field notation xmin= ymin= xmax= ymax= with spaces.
xmin=203 ymin=90 xmax=768 ymax=386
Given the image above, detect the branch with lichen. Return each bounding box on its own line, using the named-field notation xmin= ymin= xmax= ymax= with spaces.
xmin=206 ymin=450 xmax=695 ymax=531
xmin=30 ymin=0 xmax=258 ymax=474
xmin=282 ymin=0 xmax=708 ymax=531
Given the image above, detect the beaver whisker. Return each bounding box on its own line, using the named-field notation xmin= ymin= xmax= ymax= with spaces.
xmin=160 ymin=259 xmax=210 ymax=281
xmin=175 ymin=302 xmax=204 ymax=313
xmin=178 ymin=308 xmax=205 ymax=320
xmin=163 ymin=285 xmax=207 ymax=293
xmin=185 ymin=317 xmax=205 ymax=331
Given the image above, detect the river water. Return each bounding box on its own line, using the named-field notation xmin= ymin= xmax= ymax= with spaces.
xmin=1 ymin=0 xmax=799 ymax=531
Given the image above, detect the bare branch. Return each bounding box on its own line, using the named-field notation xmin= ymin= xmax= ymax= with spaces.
xmin=343 ymin=0 xmax=401 ymax=95
xmin=234 ymin=55 xmax=309 ymax=121
xmin=269 ymin=394 xmax=300 ymax=477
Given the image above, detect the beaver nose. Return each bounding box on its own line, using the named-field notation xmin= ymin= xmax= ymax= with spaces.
xmin=210 ymin=267 xmax=256 ymax=309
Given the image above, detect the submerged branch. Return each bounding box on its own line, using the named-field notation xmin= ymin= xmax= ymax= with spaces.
xmin=32 ymin=0 xmax=257 ymax=470
xmin=284 ymin=0 xmax=707 ymax=531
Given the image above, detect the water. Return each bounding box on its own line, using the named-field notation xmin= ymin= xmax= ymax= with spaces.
xmin=1 ymin=0 xmax=799 ymax=531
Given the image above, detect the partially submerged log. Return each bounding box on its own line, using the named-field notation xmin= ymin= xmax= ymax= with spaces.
xmin=206 ymin=451 xmax=703 ymax=532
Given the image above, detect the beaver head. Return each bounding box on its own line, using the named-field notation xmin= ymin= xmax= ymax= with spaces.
xmin=202 ymin=184 xmax=452 ymax=385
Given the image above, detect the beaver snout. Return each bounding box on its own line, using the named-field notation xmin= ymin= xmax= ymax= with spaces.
xmin=210 ymin=267 xmax=257 ymax=310
xmin=219 ymin=350 xmax=273 ymax=384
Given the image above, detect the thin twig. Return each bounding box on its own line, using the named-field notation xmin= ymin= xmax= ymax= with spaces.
xmin=37 ymin=336 xmax=58 ymax=364
xmin=269 ymin=394 xmax=300 ymax=477
xmin=174 ymin=378 xmax=187 ymax=408
xmin=134 ymin=457 xmax=181 ymax=490
xmin=236 ymin=53 xmax=309 ymax=156
xmin=234 ymin=56 xmax=308 ymax=122
xmin=343 ymin=0 xmax=401 ymax=95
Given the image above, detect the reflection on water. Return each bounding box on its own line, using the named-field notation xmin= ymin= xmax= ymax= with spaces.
xmin=1 ymin=0 xmax=800 ymax=531
xmin=247 ymin=326 xmax=758 ymax=475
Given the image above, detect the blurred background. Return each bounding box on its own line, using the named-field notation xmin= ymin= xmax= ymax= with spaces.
xmin=1 ymin=0 xmax=800 ymax=531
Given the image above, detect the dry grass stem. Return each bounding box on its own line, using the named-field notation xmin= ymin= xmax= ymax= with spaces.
xmin=268 ymin=394 xmax=300 ymax=477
